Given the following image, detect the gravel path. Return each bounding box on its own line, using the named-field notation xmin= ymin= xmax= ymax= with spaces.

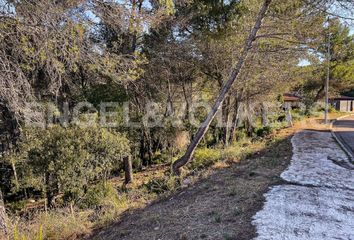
xmin=252 ymin=131 xmax=354 ymax=240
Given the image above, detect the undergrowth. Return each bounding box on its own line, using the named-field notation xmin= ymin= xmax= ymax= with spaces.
xmin=5 ymin=112 xmax=314 ymax=240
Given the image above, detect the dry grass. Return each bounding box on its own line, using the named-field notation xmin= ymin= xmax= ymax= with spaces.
xmin=89 ymin=114 xmax=345 ymax=239
xmin=8 ymin=210 xmax=92 ymax=240
xmin=292 ymin=112 xmax=348 ymax=131
xmin=89 ymin=122 xmax=307 ymax=239
xmin=90 ymin=133 xmax=293 ymax=240
xmin=6 ymin=113 xmax=342 ymax=240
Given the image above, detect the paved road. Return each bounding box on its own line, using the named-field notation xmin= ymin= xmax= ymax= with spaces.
xmin=333 ymin=114 xmax=354 ymax=158
xmin=252 ymin=131 xmax=354 ymax=240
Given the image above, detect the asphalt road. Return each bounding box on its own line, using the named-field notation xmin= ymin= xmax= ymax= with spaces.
xmin=333 ymin=114 xmax=354 ymax=158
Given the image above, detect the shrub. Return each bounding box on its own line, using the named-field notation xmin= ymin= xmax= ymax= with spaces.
xmin=173 ymin=131 xmax=190 ymax=152
xmin=328 ymin=105 xmax=337 ymax=113
xmin=188 ymin=148 xmax=221 ymax=171
xmin=268 ymin=121 xmax=288 ymax=131
xmin=277 ymin=114 xmax=286 ymax=122
xmin=81 ymin=182 xmax=128 ymax=225
xmin=235 ymin=129 xmax=248 ymax=141
xmin=79 ymin=182 xmax=119 ymax=209
xmin=2 ymin=128 xmax=45 ymax=197
xmin=7 ymin=200 xmax=27 ymax=213
xmin=144 ymin=175 xmax=181 ymax=194
xmin=9 ymin=209 xmax=91 ymax=240
xmin=255 ymin=126 xmax=273 ymax=137
xmin=35 ymin=126 xmax=129 ymax=203
xmin=291 ymin=109 xmax=305 ymax=121
xmin=8 ymin=126 xmax=130 ymax=205
xmin=306 ymin=109 xmax=321 ymax=117
xmin=222 ymin=139 xmax=265 ymax=163
xmin=222 ymin=145 xmax=244 ymax=162
xmin=37 ymin=210 xmax=91 ymax=239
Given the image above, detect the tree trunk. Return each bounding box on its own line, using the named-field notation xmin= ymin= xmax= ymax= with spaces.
xmin=165 ymin=80 xmax=174 ymax=117
xmin=0 ymin=97 xmax=21 ymax=151
xmin=140 ymin=128 xmax=146 ymax=167
xmin=261 ymin=102 xmax=268 ymax=127
xmin=172 ymin=0 xmax=272 ymax=174
xmin=229 ymin=98 xmax=241 ymax=143
xmin=124 ymin=156 xmax=133 ymax=184
xmin=45 ymin=173 xmax=57 ymax=208
xmin=182 ymin=83 xmax=191 ymax=121
xmin=140 ymin=127 xmax=153 ymax=167
xmin=11 ymin=160 xmax=19 ymax=191
xmin=246 ymin=115 xmax=254 ymax=137
xmin=0 ymin=189 xmax=7 ymax=237
xmin=285 ymin=103 xmax=293 ymax=127
xmin=221 ymin=95 xmax=231 ymax=145
xmin=314 ymin=84 xmax=325 ymax=102
xmin=0 ymin=98 xmax=19 ymax=237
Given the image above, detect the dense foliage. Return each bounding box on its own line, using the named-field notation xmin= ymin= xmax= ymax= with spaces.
xmin=3 ymin=126 xmax=129 ymax=206
xmin=0 ymin=0 xmax=353 ymax=238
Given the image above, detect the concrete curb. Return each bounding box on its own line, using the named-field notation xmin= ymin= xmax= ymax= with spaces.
xmin=330 ymin=114 xmax=354 ymax=163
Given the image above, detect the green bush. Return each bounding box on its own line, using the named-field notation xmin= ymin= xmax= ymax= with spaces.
xmin=79 ymin=182 xmax=119 ymax=209
xmin=144 ymin=175 xmax=181 ymax=194
xmin=8 ymin=126 xmax=130 ymax=205
xmin=277 ymin=114 xmax=286 ymax=122
xmin=328 ymin=105 xmax=337 ymax=113
xmin=255 ymin=126 xmax=273 ymax=137
xmin=290 ymin=109 xmax=306 ymax=121
xmin=78 ymin=181 xmax=129 ymax=225
xmin=2 ymin=128 xmax=45 ymax=196
xmin=222 ymin=145 xmax=244 ymax=162
xmin=235 ymin=129 xmax=248 ymax=141
xmin=33 ymin=126 xmax=130 ymax=203
xmin=188 ymin=148 xmax=221 ymax=171
xmin=151 ymin=151 xmax=170 ymax=165
xmin=306 ymin=109 xmax=321 ymax=117
xmin=268 ymin=121 xmax=288 ymax=131
xmin=8 ymin=200 xmax=27 ymax=213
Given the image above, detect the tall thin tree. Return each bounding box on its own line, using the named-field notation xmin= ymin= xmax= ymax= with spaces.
xmin=172 ymin=0 xmax=272 ymax=174
xmin=0 ymin=189 xmax=7 ymax=237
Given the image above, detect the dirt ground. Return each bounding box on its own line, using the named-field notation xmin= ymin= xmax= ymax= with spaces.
xmin=88 ymin=114 xmax=345 ymax=240
xmin=90 ymin=136 xmax=294 ymax=239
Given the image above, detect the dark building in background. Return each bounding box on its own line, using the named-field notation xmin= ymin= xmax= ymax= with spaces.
xmin=330 ymin=96 xmax=354 ymax=112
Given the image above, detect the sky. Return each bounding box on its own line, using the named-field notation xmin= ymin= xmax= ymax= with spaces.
xmin=299 ymin=23 xmax=353 ymax=66
xmin=298 ymin=7 xmax=354 ymax=67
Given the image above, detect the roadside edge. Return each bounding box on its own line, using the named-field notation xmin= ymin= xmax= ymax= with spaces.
xmin=330 ymin=114 xmax=354 ymax=163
